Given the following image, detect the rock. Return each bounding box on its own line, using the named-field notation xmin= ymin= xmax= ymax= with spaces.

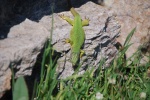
xmin=0 ymin=19 xmax=49 ymax=96
xmin=40 ymin=0 xmax=150 ymax=78
xmin=0 ymin=68 xmax=11 ymax=98
xmin=46 ymin=2 xmax=121 ymax=78
xmin=0 ymin=0 xmax=149 ymax=98
xmin=109 ymin=0 xmax=150 ymax=60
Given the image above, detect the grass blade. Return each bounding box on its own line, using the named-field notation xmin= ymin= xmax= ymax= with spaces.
xmin=13 ymin=77 xmax=29 ymax=100
xmin=123 ymin=27 xmax=136 ymax=46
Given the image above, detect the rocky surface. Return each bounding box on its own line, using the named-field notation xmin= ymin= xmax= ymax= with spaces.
xmin=0 ymin=19 xmax=49 ymax=97
xmin=0 ymin=0 xmax=149 ymax=98
xmin=51 ymin=4 xmax=120 ymax=78
xmin=111 ymin=0 xmax=150 ymax=60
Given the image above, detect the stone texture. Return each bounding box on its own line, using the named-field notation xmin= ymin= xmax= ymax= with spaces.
xmin=47 ymin=2 xmax=121 ymax=78
xmin=0 ymin=19 xmax=49 ymax=96
xmin=40 ymin=0 xmax=150 ymax=78
xmin=109 ymin=0 xmax=150 ymax=58
xmin=0 ymin=0 xmax=149 ymax=98
xmin=0 ymin=68 xmax=11 ymax=98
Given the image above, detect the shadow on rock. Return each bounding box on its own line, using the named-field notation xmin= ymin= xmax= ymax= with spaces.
xmin=0 ymin=0 xmax=97 ymax=39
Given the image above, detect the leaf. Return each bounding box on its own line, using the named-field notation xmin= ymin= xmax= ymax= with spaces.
xmin=13 ymin=77 xmax=29 ymax=100
xmin=123 ymin=28 xmax=136 ymax=46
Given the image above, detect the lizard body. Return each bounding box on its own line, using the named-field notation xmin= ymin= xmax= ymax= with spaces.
xmin=60 ymin=8 xmax=89 ymax=66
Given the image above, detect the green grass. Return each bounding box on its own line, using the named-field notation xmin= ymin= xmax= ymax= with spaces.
xmin=11 ymin=7 xmax=150 ymax=100
xmin=30 ymin=27 xmax=150 ymax=100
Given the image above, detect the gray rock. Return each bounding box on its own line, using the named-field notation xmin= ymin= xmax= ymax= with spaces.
xmin=44 ymin=2 xmax=121 ymax=78
xmin=0 ymin=19 xmax=49 ymax=96
xmin=0 ymin=0 xmax=149 ymax=98
xmin=106 ymin=0 xmax=150 ymax=65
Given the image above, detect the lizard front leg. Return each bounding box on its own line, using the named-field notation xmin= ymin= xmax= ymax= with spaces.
xmin=59 ymin=15 xmax=74 ymax=26
xmin=82 ymin=17 xmax=89 ymax=26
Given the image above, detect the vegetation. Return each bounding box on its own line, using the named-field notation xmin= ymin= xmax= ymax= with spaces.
xmin=12 ymin=6 xmax=150 ymax=100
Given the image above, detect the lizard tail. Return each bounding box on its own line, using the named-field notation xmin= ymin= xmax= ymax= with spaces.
xmin=71 ymin=52 xmax=80 ymax=66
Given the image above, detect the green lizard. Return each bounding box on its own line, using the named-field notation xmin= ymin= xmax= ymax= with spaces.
xmin=60 ymin=7 xmax=89 ymax=66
